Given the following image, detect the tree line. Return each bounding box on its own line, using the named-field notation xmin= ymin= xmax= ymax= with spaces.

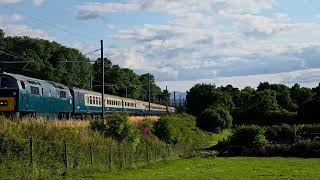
xmin=0 ymin=29 xmax=168 ymax=103
xmin=186 ymin=82 xmax=320 ymax=132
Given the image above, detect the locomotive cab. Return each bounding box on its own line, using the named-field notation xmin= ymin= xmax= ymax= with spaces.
xmin=0 ymin=74 xmax=19 ymax=113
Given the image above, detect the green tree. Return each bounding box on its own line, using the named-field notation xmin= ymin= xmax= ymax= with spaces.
xmin=1 ymin=33 xmax=92 ymax=89
xmin=186 ymin=83 xmax=234 ymax=117
xmin=290 ymin=83 xmax=313 ymax=107
xmin=197 ymin=107 xmax=232 ymax=132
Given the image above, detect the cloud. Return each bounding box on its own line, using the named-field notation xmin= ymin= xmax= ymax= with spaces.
xmin=32 ymin=0 xmax=45 ymax=6
xmin=158 ymin=68 xmax=320 ymax=92
xmin=73 ymin=0 xmax=320 ymax=91
xmin=0 ymin=14 xmax=54 ymax=40
xmin=0 ymin=0 xmax=22 ymax=4
xmin=76 ymin=2 xmax=140 ymax=20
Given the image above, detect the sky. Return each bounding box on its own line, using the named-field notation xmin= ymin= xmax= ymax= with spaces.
xmin=1 ymin=0 xmax=320 ymax=92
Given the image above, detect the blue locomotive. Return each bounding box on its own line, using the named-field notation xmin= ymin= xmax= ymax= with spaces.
xmin=0 ymin=72 xmax=175 ymax=119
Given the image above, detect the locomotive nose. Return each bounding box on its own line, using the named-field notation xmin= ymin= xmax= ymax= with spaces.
xmin=0 ymin=97 xmax=14 ymax=111
xmin=0 ymin=100 xmax=8 ymax=106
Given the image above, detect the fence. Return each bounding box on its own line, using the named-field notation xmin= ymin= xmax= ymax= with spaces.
xmin=0 ymin=137 xmax=195 ymax=179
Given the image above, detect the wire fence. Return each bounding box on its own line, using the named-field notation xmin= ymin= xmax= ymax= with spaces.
xmin=0 ymin=137 xmax=196 ymax=179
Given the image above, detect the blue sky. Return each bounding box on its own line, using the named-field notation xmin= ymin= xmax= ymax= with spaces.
xmin=1 ymin=0 xmax=320 ymax=91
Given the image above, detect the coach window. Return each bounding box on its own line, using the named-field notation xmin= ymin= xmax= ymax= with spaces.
xmin=89 ymin=96 xmax=92 ymax=104
xmin=30 ymin=86 xmax=40 ymax=95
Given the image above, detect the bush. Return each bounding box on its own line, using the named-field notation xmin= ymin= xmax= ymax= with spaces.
xmin=90 ymin=113 xmax=140 ymax=145
xmin=289 ymin=140 xmax=320 ymax=158
xmin=263 ymin=110 xmax=298 ymax=125
xmin=197 ymin=107 xmax=232 ymax=132
xmin=154 ymin=114 xmax=209 ymax=146
xmin=134 ymin=118 xmax=154 ymax=136
xmin=265 ymin=124 xmax=298 ymax=143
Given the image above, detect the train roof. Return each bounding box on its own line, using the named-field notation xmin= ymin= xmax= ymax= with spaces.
xmin=1 ymin=72 xmax=69 ymax=90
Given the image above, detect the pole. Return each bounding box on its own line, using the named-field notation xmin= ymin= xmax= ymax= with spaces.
xmin=125 ymin=86 xmax=127 ymax=98
xmin=166 ymin=85 xmax=169 ymax=114
xmin=173 ymin=91 xmax=176 ymax=107
xmin=101 ymin=40 xmax=105 ymax=119
xmin=90 ymin=74 xmax=93 ymax=90
xmin=148 ymin=73 xmax=151 ymax=116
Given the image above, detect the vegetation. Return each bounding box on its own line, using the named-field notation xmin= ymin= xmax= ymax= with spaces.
xmin=154 ymin=114 xmax=209 ymax=147
xmin=0 ymin=115 xmax=200 ymax=179
xmin=90 ymin=113 xmax=141 ymax=145
xmin=0 ymin=29 xmax=168 ymax=103
xmin=88 ymin=157 xmax=320 ymax=179
xmin=197 ymin=107 xmax=232 ymax=133
xmin=186 ymin=82 xmax=320 ymax=128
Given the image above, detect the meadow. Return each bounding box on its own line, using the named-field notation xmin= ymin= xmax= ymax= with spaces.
xmin=87 ymin=157 xmax=320 ymax=179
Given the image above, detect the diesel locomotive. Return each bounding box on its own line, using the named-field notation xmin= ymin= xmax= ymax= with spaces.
xmin=0 ymin=72 xmax=175 ymax=119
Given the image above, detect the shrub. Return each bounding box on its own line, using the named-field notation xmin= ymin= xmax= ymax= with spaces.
xmin=197 ymin=107 xmax=232 ymax=132
xmin=154 ymin=114 xmax=209 ymax=146
xmin=229 ymin=125 xmax=267 ymax=147
xmin=263 ymin=110 xmax=298 ymax=125
xmin=134 ymin=118 xmax=154 ymax=136
xmin=265 ymin=124 xmax=298 ymax=143
xmin=289 ymin=140 xmax=320 ymax=158
xmin=90 ymin=113 xmax=140 ymax=145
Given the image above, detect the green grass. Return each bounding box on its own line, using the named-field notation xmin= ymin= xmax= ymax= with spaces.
xmin=83 ymin=157 xmax=320 ymax=179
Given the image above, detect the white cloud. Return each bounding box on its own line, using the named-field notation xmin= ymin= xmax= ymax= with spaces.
xmin=0 ymin=0 xmax=22 ymax=4
xmin=0 ymin=14 xmax=54 ymax=40
xmin=32 ymin=0 xmax=45 ymax=6
xmin=73 ymin=1 xmax=320 ymax=90
xmin=158 ymin=68 xmax=320 ymax=92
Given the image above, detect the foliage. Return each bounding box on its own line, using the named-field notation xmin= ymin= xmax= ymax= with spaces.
xmin=197 ymin=107 xmax=232 ymax=132
xmin=0 ymin=32 xmax=92 ymax=89
xmin=134 ymin=118 xmax=155 ymax=136
xmin=265 ymin=124 xmax=298 ymax=143
xmin=298 ymin=94 xmax=320 ymax=124
xmin=154 ymin=114 xmax=209 ymax=146
xmin=186 ymin=84 xmax=234 ymax=117
xmin=90 ymin=113 xmax=140 ymax=145
xmin=219 ymin=125 xmax=267 ymax=148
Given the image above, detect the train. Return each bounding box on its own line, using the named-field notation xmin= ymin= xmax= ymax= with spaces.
xmin=0 ymin=72 xmax=175 ymax=119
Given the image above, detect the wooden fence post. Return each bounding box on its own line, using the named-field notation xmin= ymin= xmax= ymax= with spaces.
xmin=64 ymin=140 xmax=68 ymax=171
xmin=109 ymin=145 xmax=112 ymax=171
xmin=29 ymin=138 xmax=33 ymax=173
xmin=90 ymin=144 xmax=93 ymax=168
xmin=146 ymin=142 xmax=149 ymax=165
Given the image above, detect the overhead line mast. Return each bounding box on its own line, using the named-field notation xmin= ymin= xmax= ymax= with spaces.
xmin=101 ymin=40 xmax=105 ymax=119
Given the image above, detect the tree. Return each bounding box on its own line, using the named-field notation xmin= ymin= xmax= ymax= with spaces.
xmin=234 ymin=89 xmax=280 ymax=125
xmin=290 ymin=83 xmax=313 ymax=107
xmin=197 ymin=107 xmax=232 ymax=132
xmin=298 ymin=94 xmax=320 ymax=124
xmin=186 ymin=83 xmax=234 ymax=117
xmin=1 ymin=34 xmax=92 ymax=89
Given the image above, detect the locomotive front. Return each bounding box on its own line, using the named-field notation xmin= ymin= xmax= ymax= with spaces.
xmin=0 ymin=74 xmax=18 ymax=114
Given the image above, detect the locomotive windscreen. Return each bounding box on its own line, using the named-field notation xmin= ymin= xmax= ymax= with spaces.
xmin=0 ymin=76 xmax=17 ymax=88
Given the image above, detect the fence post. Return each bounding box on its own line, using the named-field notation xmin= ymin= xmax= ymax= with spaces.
xmin=29 ymin=137 xmax=33 ymax=173
xmin=90 ymin=144 xmax=93 ymax=168
xmin=64 ymin=140 xmax=68 ymax=171
xmin=146 ymin=142 xmax=149 ymax=166
xmin=109 ymin=144 xmax=112 ymax=171
xmin=154 ymin=147 xmax=157 ymax=162
xmin=124 ymin=145 xmax=127 ymax=169
xmin=118 ymin=144 xmax=123 ymax=170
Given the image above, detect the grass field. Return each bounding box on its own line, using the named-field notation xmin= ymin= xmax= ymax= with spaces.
xmin=84 ymin=157 xmax=320 ymax=179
